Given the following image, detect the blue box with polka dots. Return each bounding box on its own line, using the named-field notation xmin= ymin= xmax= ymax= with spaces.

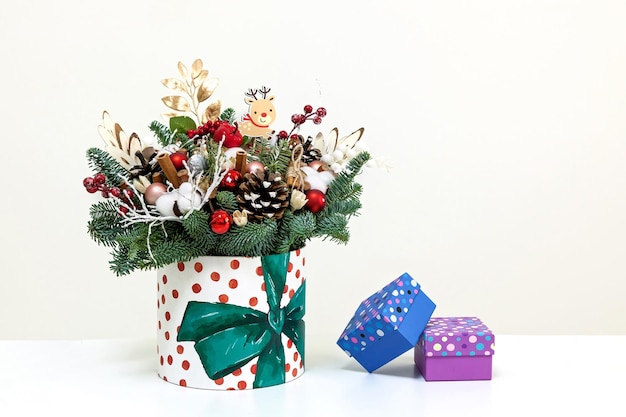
xmin=337 ymin=273 xmax=436 ymax=372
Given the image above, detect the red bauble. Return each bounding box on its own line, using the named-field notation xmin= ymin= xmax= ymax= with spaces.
xmin=220 ymin=169 xmax=243 ymax=191
xmin=213 ymin=123 xmax=243 ymax=148
xmin=305 ymin=189 xmax=326 ymax=213
xmin=210 ymin=210 xmax=233 ymax=234
xmin=169 ymin=152 xmax=189 ymax=170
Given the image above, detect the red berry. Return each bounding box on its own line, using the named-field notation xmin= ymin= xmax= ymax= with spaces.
xmin=86 ymin=186 xmax=98 ymax=194
xmin=316 ymin=107 xmax=327 ymax=117
xmin=303 ymin=105 xmax=313 ymax=113
xmin=119 ymin=206 xmax=129 ymax=216
xmin=93 ymin=173 xmax=106 ymax=186
xmin=109 ymin=187 xmax=121 ymax=198
xmin=83 ymin=177 xmax=94 ymax=188
xmin=278 ymin=130 xmax=289 ymax=139
xmin=313 ymin=116 xmax=323 ymax=125
xmin=123 ymin=189 xmax=134 ymax=200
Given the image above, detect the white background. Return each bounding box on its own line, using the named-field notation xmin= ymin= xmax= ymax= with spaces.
xmin=0 ymin=0 xmax=625 ymax=341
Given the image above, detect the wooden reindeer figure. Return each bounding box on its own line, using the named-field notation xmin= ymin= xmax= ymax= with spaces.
xmin=238 ymin=86 xmax=276 ymax=138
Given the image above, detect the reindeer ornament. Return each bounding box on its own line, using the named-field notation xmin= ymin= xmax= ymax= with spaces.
xmin=238 ymin=86 xmax=276 ymax=138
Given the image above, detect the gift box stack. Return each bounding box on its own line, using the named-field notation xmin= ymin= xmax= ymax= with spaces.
xmin=337 ymin=273 xmax=495 ymax=381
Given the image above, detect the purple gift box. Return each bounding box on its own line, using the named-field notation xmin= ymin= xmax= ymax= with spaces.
xmin=337 ymin=273 xmax=436 ymax=373
xmin=414 ymin=317 xmax=495 ymax=381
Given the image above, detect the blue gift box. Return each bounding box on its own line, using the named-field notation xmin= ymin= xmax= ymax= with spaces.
xmin=337 ymin=273 xmax=436 ymax=372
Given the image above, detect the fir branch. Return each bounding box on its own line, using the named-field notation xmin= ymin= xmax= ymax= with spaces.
xmin=86 ymin=148 xmax=129 ymax=185
xmin=220 ymin=108 xmax=236 ymax=124
xmin=149 ymin=120 xmax=175 ymax=147
xmin=326 ymin=151 xmax=370 ymax=203
xmin=250 ymin=138 xmax=292 ymax=174
xmin=315 ymin=213 xmax=350 ymax=244
xmin=109 ymin=244 xmax=136 ymax=276
xmin=148 ymin=235 xmax=198 ymax=267
xmin=275 ymin=210 xmax=316 ymax=253
xmin=202 ymin=140 xmax=221 ymax=182
xmin=215 ymin=191 xmax=239 ymax=212
xmin=182 ymin=209 xmax=211 ymax=237
xmin=87 ymin=200 xmax=128 ymax=246
xmin=325 ymin=197 xmax=362 ymax=217
xmin=215 ymin=220 xmax=279 ymax=256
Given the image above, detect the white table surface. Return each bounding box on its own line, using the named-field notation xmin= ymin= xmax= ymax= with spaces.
xmin=0 ymin=335 xmax=623 ymax=416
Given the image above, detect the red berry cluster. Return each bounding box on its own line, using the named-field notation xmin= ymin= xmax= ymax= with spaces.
xmin=83 ymin=173 xmax=135 ymax=214
xmin=187 ymin=120 xmax=230 ymax=139
xmin=278 ymin=105 xmax=327 ymax=139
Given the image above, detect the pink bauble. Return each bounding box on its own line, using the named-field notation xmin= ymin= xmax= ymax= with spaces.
xmin=308 ymin=160 xmax=323 ymax=171
xmin=245 ymin=161 xmax=265 ymax=174
xmin=144 ymin=182 xmax=168 ymax=205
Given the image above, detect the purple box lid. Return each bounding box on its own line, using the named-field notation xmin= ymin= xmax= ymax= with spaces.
xmin=419 ymin=317 xmax=495 ymax=357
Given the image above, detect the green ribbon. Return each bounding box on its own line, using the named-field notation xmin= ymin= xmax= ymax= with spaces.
xmin=176 ymin=252 xmax=306 ymax=389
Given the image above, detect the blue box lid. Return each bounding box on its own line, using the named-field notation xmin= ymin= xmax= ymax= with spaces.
xmin=337 ymin=273 xmax=436 ymax=372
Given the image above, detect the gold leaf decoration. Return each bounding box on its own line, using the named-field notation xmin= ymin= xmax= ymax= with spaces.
xmin=161 ymin=59 xmax=220 ymax=125
xmin=196 ymin=78 xmax=219 ymax=102
xmin=162 ymin=95 xmax=191 ymax=112
xmin=161 ymin=78 xmax=188 ymax=93
xmin=177 ymin=61 xmax=188 ymax=79
xmin=161 ymin=112 xmax=180 ymax=120
xmin=192 ymin=69 xmax=208 ymax=88
xmin=191 ymin=59 xmax=203 ymax=78
xmin=202 ymin=100 xmax=222 ymax=123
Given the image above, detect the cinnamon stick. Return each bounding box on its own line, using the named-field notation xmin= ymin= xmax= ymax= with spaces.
xmin=157 ymin=153 xmax=180 ymax=188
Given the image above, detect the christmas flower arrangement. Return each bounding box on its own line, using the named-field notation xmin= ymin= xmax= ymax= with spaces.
xmin=84 ymin=59 xmax=375 ymax=276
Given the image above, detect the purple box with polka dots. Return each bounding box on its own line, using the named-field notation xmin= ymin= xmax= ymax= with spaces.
xmin=337 ymin=273 xmax=436 ymax=373
xmin=414 ymin=317 xmax=495 ymax=381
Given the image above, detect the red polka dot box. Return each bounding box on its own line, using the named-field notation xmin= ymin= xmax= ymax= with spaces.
xmin=336 ymin=273 xmax=436 ymax=372
xmin=414 ymin=317 xmax=495 ymax=381
xmin=157 ymin=249 xmax=306 ymax=390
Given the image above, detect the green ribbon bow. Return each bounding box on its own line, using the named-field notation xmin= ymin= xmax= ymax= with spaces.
xmin=177 ymin=252 xmax=306 ymax=389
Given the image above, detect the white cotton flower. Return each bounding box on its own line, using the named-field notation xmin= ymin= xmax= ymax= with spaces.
xmin=300 ymin=166 xmax=335 ymax=192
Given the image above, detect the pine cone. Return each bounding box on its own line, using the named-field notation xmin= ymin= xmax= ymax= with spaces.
xmin=301 ymin=137 xmax=323 ymax=164
xmin=237 ymin=170 xmax=290 ymax=221
xmin=289 ymin=135 xmax=322 ymax=164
